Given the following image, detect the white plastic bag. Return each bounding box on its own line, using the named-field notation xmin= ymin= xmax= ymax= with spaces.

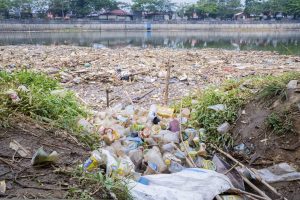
xmin=257 ymin=163 xmax=300 ymax=183
xmin=130 ymin=168 xmax=233 ymax=200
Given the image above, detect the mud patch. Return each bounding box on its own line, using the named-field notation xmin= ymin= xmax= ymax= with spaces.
xmin=0 ymin=122 xmax=88 ymax=199
xmin=232 ymin=86 xmax=300 ymax=200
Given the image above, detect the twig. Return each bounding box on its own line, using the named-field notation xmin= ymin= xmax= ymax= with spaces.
xmin=230 ymin=188 xmax=267 ymax=200
xmin=106 ymin=89 xmax=110 ymax=108
xmin=0 ymin=157 xmax=20 ymax=169
xmin=40 ymin=142 xmax=71 ymax=151
xmin=211 ymin=145 xmax=284 ymax=200
xmin=6 ymin=173 xmax=47 ymax=180
xmin=163 ymin=63 xmax=171 ymax=106
xmin=91 ymin=185 xmax=102 ymax=195
xmin=132 ymin=88 xmax=155 ymax=102
xmin=224 ymin=162 xmax=239 ymax=175
xmin=14 ymin=180 xmax=68 ymax=191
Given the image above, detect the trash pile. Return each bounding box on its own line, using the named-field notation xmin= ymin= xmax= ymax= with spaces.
xmin=82 ymin=103 xmax=209 ymax=176
xmin=1 ymin=45 xmax=299 ymax=109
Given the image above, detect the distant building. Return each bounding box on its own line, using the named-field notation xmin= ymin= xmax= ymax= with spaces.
xmin=99 ymin=9 xmax=133 ymax=21
xmin=234 ymin=12 xmax=246 ymax=20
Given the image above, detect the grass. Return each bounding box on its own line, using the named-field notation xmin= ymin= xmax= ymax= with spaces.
xmin=67 ymin=167 xmax=133 ymax=200
xmin=173 ymin=72 xmax=300 ymax=149
xmin=0 ymin=70 xmax=101 ymax=148
xmin=0 ymin=70 xmax=131 ymax=199
xmin=266 ymin=112 xmax=294 ymax=135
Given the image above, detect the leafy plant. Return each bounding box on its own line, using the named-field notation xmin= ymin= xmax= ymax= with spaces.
xmin=267 ymin=112 xmax=293 ymax=135
xmin=67 ymin=166 xmax=133 ymax=200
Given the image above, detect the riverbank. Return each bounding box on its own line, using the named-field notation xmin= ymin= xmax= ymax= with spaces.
xmin=1 ymin=22 xmax=300 ymax=32
xmin=1 ymin=45 xmax=299 ymax=109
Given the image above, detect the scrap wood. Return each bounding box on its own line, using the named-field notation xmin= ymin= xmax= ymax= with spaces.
xmin=132 ymin=88 xmax=155 ymax=103
xmin=164 ymin=63 xmax=171 ymax=106
xmin=212 ymin=145 xmax=286 ymax=200
xmin=229 ymin=188 xmax=268 ymax=200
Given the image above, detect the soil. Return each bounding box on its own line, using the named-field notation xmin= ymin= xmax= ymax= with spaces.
xmin=232 ymin=86 xmax=300 ymax=200
xmin=0 ymin=117 xmax=89 ymax=199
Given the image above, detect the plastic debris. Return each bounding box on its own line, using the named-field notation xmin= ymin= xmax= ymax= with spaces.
xmin=257 ymin=163 xmax=300 ymax=183
xmin=6 ymin=90 xmax=20 ymax=103
xmin=220 ymin=195 xmax=243 ymax=200
xmin=31 ymin=147 xmax=58 ymax=166
xmin=208 ymin=104 xmax=226 ymax=111
xmin=130 ymin=168 xmax=233 ymax=200
xmin=217 ymin=122 xmax=231 ymax=134
xmin=9 ymin=140 xmax=30 ymax=157
xmin=0 ymin=180 xmax=6 ymax=194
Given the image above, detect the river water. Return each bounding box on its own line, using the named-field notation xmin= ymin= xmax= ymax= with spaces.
xmin=0 ymin=30 xmax=299 ymax=55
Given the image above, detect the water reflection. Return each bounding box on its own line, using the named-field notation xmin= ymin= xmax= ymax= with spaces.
xmin=0 ymin=31 xmax=299 ymax=55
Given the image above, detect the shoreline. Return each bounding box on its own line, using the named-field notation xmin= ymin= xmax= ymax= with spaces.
xmin=1 ymin=23 xmax=300 ymax=32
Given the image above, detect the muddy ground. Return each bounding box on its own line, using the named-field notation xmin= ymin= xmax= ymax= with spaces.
xmin=0 ymin=116 xmax=89 ymax=199
xmin=232 ymin=85 xmax=300 ymax=200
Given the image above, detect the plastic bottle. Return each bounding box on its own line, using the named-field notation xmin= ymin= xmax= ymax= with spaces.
xmin=166 ymin=160 xmax=185 ymax=173
xmin=157 ymin=105 xmax=174 ymax=118
xmin=161 ymin=142 xmax=175 ymax=153
xmin=83 ymin=150 xmax=103 ymax=172
xmin=143 ymin=146 xmax=167 ymax=173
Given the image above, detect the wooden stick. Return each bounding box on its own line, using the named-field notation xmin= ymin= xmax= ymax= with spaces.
xmin=230 ymin=188 xmax=268 ymax=200
xmin=163 ymin=63 xmax=171 ymax=106
xmin=106 ymin=89 xmax=110 ymax=108
xmin=212 ymin=145 xmax=285 ymax=199
xmin=0 ymin=157 xmax=20 ymax=169
xmin=224 ymin=162 xmax=239 ymax=175
xmin=241 ymin=176 xmax=271 ymax=200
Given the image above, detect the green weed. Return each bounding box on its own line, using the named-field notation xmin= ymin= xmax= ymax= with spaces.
xmin=266 ymin=112 xmax=294 ymax=135
xmin=67 ymin=166 xmax=133 ymax=200
xmin=173 ymin=72 xmax=300 ymax=149
xmin=0 ymin=70 xmax=101 ymax=148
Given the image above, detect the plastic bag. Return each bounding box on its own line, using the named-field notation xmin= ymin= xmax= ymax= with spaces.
xmin=130 ymin=168 xmax=233 ymax=200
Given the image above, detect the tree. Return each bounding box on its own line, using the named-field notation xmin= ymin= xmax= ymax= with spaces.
xmin=217 ymin=0 xmax=241 ymax=19
xmin=70 ymin=0 xmax=91 ymax=17
xmin=10 ymin=0 xmax=33 ymax=18
xmin=48 ymin=0 xmax=70 ymax=17
xmin=286 ymin=0 xmax=300 ymax=18
xmin=244 ymin=0 xmax=264 ymax=16
xmin=31 ymin=0 xmax=50 ymax=18
xmin=0 ymin=0 xmax=11 ymax=18
xmin=132 ymin=0 xmax=174 ymax=13
xmin=90 ymin=0 xmax=118 ymax=11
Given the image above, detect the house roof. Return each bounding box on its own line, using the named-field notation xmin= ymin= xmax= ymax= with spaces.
xmin=106 ymin=9 xmax=131 ymax=16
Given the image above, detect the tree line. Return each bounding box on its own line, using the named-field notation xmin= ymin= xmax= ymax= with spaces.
xmin=0 ymin=0 xmax=299 ymax=20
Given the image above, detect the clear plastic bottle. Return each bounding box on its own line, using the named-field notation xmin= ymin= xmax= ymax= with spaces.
xmin=167 ymin=160 xmax=185 ymax=173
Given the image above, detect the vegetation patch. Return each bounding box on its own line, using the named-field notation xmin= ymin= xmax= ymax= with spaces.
xmin=0 ymin=70 xmax=86 ymax=129
xmin=173 ymin=72 xmax=300 ymax=149
xmin=266 ymin=112 xmax=294 ymax=136
xmin=66 ymin=167 xmax=133 ymax=200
